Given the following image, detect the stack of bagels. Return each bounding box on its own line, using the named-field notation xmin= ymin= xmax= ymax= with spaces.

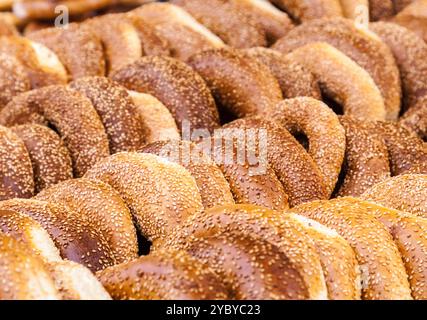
xmin=0 ymin=0 xmax=426 ymax=300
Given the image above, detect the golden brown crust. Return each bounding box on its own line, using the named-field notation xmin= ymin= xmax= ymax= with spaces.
xmin=171 ymin=0 xmax=267 ymax=48
xmin=112 ymin=56 xmax=220 ymax=133
xmin=361 ymin=174 xmax=427 ymax=218
xmin=36 ymin=178 xmax=139 ymax=265
xmin=84 ymin=152 xmax=203 ymax=244
xmin=272 ymin=98 xmax=346 ymax=196
xmin=243 ymin=47 xmax=321 ymax=99
xmin=11 ymin=124 xmax=72 ymax=194
xmin=337 ymin=116 xmax=391 ymax=197
xmin=0 ymin=233 xmax=61 ymax=300
xmin=291 ymin=199 xmax=413 ymax=300
xmin=273 ymin=18 xmax=401 ymax=120
xmin=98 ymin=249 xmax=229 ymax=300
xmin=130 ymin=3 xmax=225 ymax=61
xmin=187 ymin=48 xmax=283 ymax=118
xmin=0 ymin=199 xmax=116 ymax=272
xmin=0 ymin=36 xmax=67 ymax=88
xmin=334 ymin=197 xmax=427 ymax=300
xmin=70 ymin=77 xmax=146 ymax=153
xmin=270 ymin=0 xmax=343 ymax=22
xmin=127 ymin=91 xmax=180 ymax=144
xmin=370 ymin=22 xmax=427 ymax=111
xmin=284 ymin=42 xmax=386 ymax=121
xmin=0 ymin=125 xmax=34 ymax=200
xmin=0 ymin=53 xmax=31 ymax=110
xmin=225 ymin=118 xmax=329 ymax=207
xmin=27 ymin=24 xmax=106 ymax=80
xmin=0 ymin=86 xmax=110 ymax=177
xmin=162 ymin=205 xmax=316 ymax=299
xmin=140 ymin=140 xmax=235 ymax=209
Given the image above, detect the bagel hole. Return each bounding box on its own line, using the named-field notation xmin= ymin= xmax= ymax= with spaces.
xmin=331 ymin=158 xmax=348 ymax=198
xmin=322 ymin=93 xmax=344 ymax=116
xmin=217 ymin=104 xmax=239 ymax=125
xmin=293 ymin=132 xmax=309 ymax=151
xmin=137 ymin=232 xmax=152 ymax=256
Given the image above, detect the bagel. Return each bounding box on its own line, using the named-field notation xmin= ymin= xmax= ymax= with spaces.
xmin=369 ymin=0 xmax=395 ymax=21
xmin=127 ymin=91 xmax=180 ymax=144
xmin=48 ymin=260 xmax=111 ymax=300
xmin=291 ymin=199 xmax=413 ymax=300
xmin=187 ymin=48 xmax=283 ymax=119
xmin=12 ymin=0 xmax=113 ymax=19
xmin=98 ymin=249 xmax=229 ymax=300
xmin=140 ymin=139 xmax=235 ymax=209
xmin=371 ymin=121 xmax=427 ymax=175
xmin=0 ymin=53 xmax=30 ymax=110
xmin=243 ymin=47 xmax=321 ymax=99
xmin=271 ymin=97 xmax=346 ymax=196
xmin=269 ymin=0 xmax=343 ymax=22
xmin=227 ymin=0 xmax=294 ymax=44
xmin=333 ymin=197 xmax=427 ymax=300
xmin=27 ymin=23 xmax=106 ymax=80
xmin=400 ymin=96 xmax=427 ymax=140
xmin=361 ymin=174 xmax=427 ymax=219
xmin=112 ymin=56 xmax=220 ymax=133
xmin=0 ymin=36 xmax=67 ymax=88
xmin=0 ymin=233 xmax=61 ymax=300
xmin=0 ymin=86 xmax=110 ymax=177
xmin=11 ymin=124 xmax=73 ymax=193
xmin=0 ymin=199 xmax=116 ymax=272
xmin=337 ymin=116 xmax=391 ymax=197
xmin=69 ymin=77 xmax=146 ymax=153
xmin=224 ymin=118 xmax=329 ymax=206
xmin=287 ymin=213 xmax=361 ymax=300
xmin=0 ymin=209 xmax=61 ymax=262
xmin=162 ymin=205 xmax=322 ymax=299
xmin=84 ymin=152 xmax=204 ymax=244
xmin=36 ymin=178 xmax=139 ymax=264
xmin=283 ymin=42 xmax=386 ymax=121
xmin=273 ymin=18 xmax=401 ymax=120
xmin=170 ymin=0 xmax=267 ymax=48
xmin=82 ymin=15 xmax=142 ymax=75
xmin=0 ymin=17 xmax=18 ymax=36
xmin=130 ymin=3 xmax=225 ymax=61
xmin=0 ymin=125 xmax=34 ymax=200
xmin=370 ymin=22 xmax=427 ymax=123
xmin=392 ymin=0 xmax=427 ymax=42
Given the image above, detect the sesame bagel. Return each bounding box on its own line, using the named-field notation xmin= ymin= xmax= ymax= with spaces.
xmin=187 ymin=48 xmax=283 ymax=119
xmin=0 ymin=125 xmax=34 ymax=200
xmin=0 ymin=36 xmax=67 ymax=88
xmin=337 ymin=116 xmax=391 ymax=197
xmin=97 ymin=249 xmax=229 ymax=300
xmin=225 ymin=118 xmax=328 ymax=207
xmin=127 ymin=91 xmax=180 ymax=144
xmin=0 ymin=86 xmax=110 ymax=177
xmin=243 ymin=47 xmax=321 ymax=99
xmin=11 ymin=124 xmax=73 ymax=193
xmin=0 ymin=233 xmax=61 ymax=300
xmin=334 ymin=197 xmax=427 ymax=300
xmin=370 ymin=22 xmax=427 ymax=111
xmin=0 ymin=53 xmax=30 ymax=110
xmin=273 ymin=18 xmax=401 ymax=120
xmin=27 ymin=24 xmax=106 ymax=80
xmin=284 ymin=42 xmax=386 ymax=121
xmin=0 ymin=209 xmax=61 ymax=262
xmin=272 ymin=97 xmax=346 ymax=196
xmin=291 ymin=199 xmax=413 ymax=300
xmin=69 ymin=77 xmax=146 ymax=153
xmin=84 ymin=152 xmax=203 ymax=244
xmin=361 ymin=174 xmax=427 ymax=219
xmin=130 ymin=3 xmax=225 ymax=61
xmin=36 ymin=178 xmax=139 ymax=265
xmin=269 ymin=0 xmax=343 ymax=22
xmin=140 ymin=139 xmax=235 ymax=209
xmin=0 ymin=199 xmax=116 ymax=272
xmin=112 ymin=56 xmax=220 ymax=133
xmin=171 ymin=0 xmax=267 ymax=48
